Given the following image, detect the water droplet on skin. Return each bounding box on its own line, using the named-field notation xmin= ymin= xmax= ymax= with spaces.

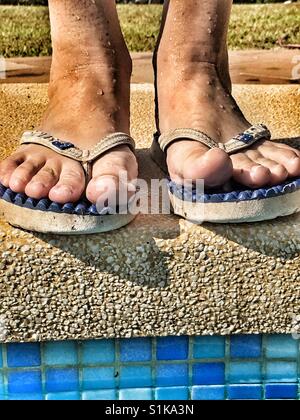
xmin=97 ymin=89 xmax=104 ymax=96
xmin=220 ymin=105 xmax=225 ymax=110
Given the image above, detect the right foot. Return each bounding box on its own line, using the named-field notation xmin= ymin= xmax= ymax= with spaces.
xmin=0 ymin=0 xmax=138 ymax=206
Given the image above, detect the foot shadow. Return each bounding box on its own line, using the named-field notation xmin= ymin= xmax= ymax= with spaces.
xmin=32 ymin=147 xmax=181 ymax=289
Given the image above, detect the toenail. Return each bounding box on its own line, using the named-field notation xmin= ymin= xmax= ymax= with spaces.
xmin=54 ymin=185 xmax=73 ymax=194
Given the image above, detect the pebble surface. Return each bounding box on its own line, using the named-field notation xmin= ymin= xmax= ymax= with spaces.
xmin=0 ymin=84 xmax=299 ymax=343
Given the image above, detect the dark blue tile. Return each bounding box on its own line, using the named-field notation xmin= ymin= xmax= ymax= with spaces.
xmin=46 ymin=368 xmax=79 ymax=393
xmin=120 ymin=338 xmax=152 ymax=362
xmin=230 ymin=335 xmax=262 ymax=358
xmin=193 ymin=363 xmax=225 ymax=385
xmin=120 ymin=366 xmax=152 ymax=388
xmin=155 ymin=387 xmax=189 ymax=401
xmin=192 ymin=386 xmax=225 ymax=400
xmin=265 ymin=384 xmax=298 ymax=400
xmin=157 ymin=337 xmax=189 ymax=360
xmin=228 ymin=385 xmax=262 ymax=400
xmin=8 ymin=370 xmax=42 ymax=394
xmin=156 ymin=364 xmax=188 ymax=387
xmin=0 ymin=349 xmax=3 ymax=367
xmin=194 ymin=336 xmax=225 ymax=359
xmin=7 ymin=343 xmax=41 ymax=368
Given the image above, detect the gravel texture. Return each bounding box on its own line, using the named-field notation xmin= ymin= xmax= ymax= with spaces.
xmin=0 ymin=84 xmax=299 ymax=343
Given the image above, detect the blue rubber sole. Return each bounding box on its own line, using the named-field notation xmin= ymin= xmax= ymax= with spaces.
xmin=0 ymin=183 xmax=113 ymax=216
xmin=169 ymin=177 xmax=300 ymax=203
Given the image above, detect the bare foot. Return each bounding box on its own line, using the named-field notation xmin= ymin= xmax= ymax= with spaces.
xmin=0 ymin=0 xmax=138 ymax=205
xmin=155 ymin=0 xmax=300 ymax=189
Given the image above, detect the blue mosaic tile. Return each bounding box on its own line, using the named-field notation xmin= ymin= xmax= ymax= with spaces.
xmin=193 ymin=336 xmax=225 ymax=359
xmin=228 ymin=385 xmax=262 ymax=400
xmin=155 ymin=387 xmax=189 ymax=400
xmin=266 ymin=362 xmax=298 ymax=383
xmin=82 ymin=340 xmax=115 ymax=364
xmin=193 ymin=363 xmax=225 ymax=385
xmin=157 ymin=337 xmax=189 ymax=360
xmin=44 ymin=341 xmax=78 ymax=366
xmin=229 ymin=362 xmax=261 ymax=384
xmin=266 ymin=335 xmax=298 ymax=359
xmin=46 ymin=368 xmax=79 ymax=393
xmin=0 ymin=374 xmax=5 ymax=398
xmin=82 ymin=367 xmax=116 ymax=390
xmin=119 ymin=388 xmax=152 ymax=400
xmin=8 ymin=370 xmax=42 ymax=394
xmin=120 ymin=366 xmax=152 ymax=388
xmin=265 ymin=384 xmax=298 ymax=400
xmin=191 ymin=386 xmax=225 ymax=400
xmin=156 ymin=364 xmax=189 ymax=387
xmin=12 ymin=393 xmax=44 ymax=401
xmin=230 ymin=335 xmax=262 ymax=358
xmin=7 ymin=343 xmax=41 ymax=368
xmin=0 ymin=349 xmax=3 ymax=368
xmin=46 ymin=392 xmax=80 ymax=401
xmin=120 ymin=338 xmax=152 ymax=362
xmin=82 ymin=390 xmax=117 ymax=400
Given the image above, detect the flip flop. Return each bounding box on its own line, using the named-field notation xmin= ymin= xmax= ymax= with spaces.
xmin=0 ymin=131 xmax=137 ymax=234
xmin=151 ymin=124 xmax=300 ymax=223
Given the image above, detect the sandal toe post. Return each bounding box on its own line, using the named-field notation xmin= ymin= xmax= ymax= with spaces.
xmin=0 ymin=131 xmax=137 ymax=234
xmin=151 ymin=125 xmax=300 ymax=223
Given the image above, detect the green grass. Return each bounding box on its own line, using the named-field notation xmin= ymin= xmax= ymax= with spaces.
xmin=0 ymin=4 xmax=299 ymax=57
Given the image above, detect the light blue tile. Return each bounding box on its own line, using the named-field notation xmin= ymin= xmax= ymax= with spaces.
xmin=120 ymin=366 xmax=152 ymax=388
xmin=46 ymin=392 xmax=80 ymax=400
xmin=0 ymin=375 xmax=5 ymax=400
xmin=44 ymin=341 xmax=78 ymax=365
xmin=120 ymin=338 xmax=152 ymax=362
xmin=191 ymin=386 xmax=225 ymax=401
xmin=155 ymin=387 xmax=189 ymax=400
xmin=266 ymin=362 xmax=298 ymax=383
xmin=46 ymin=368 xmax=78 ymax=393
xmin=82 ymin=340 xmax=115 ymax=364
xmin=8 ymin=370 xmax=42 ymax=394
xmin=119 ymin=388 xmax=152 ymax=400
xmin=194 ymin=336 xmax=225 ymax=359
xmin=82 ymin=390 xmax=117 ymax=400
xmin=229 ymin=362 xmax=261 ymax=384
xmin=266 ymin=335 xmax=298 ymax=359
xmin=9 ymin=393 xmax=43 ymax=401
xmin=156 ymin=364 xmax=188 ymax=387
xmin=82 ymin=367 xmax=116 ymax=390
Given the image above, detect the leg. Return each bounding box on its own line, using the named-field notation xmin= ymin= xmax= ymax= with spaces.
xmin=155 ymin=0 xmax=300 ymax=188
xmin=0 ymin=0 xmax=137 ymax=204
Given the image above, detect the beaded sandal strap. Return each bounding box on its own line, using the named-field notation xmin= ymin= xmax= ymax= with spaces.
xmin=21 ymin=131 xmax=136 ymax=183
xmin=157 ymin=124 xmax=271 ymax=155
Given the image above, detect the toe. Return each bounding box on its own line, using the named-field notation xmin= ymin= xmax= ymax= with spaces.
xmin=248 ymin=155 xmax=288 ymax=186
xmin=9 ymin=158 xmax=45 ymax=193
xmin=25 ymin=160 xmax=61 ymax=200
xmin=49 ymin=161 xmax=85 ymax=203
xmin=231 ymin=153 xmax=272 ymax=188
xmin=0 ymin=156 xmax=22 ymax=187
xmin=258 ymin=143 xmax=300 ymax=178
xmin=179 ymin=148 xmax=233 ymax=188
xmin=86 ymin=175 xmax=119 ymax=206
